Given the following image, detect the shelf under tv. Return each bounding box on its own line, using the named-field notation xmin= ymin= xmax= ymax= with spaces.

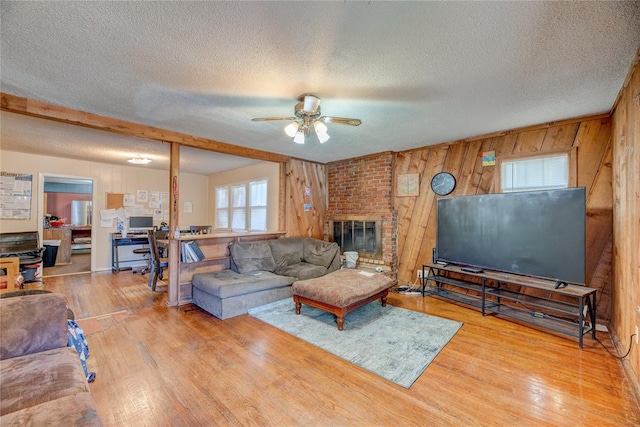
xmin=421 ymin=263 xmax=597 ymax=348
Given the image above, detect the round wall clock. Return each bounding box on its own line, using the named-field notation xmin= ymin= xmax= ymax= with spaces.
xmin=430 ymin=172 xmax=456 ymax=196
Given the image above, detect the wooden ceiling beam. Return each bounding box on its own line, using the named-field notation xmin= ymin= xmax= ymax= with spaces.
xmin=0 ymin=92 xmax=290 ymax=164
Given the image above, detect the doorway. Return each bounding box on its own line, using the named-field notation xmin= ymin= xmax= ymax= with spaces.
xmin=39 ymin=174 xmax=96 ymax=277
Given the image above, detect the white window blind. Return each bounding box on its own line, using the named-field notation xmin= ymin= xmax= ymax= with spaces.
xmin=231 ymin=184 xmax=246 ymax=230
xmin=214 ymin=179 xmax=268 ymax=231
xmin=249 ymin=180 xmax=267 ymax=231
xmin=215 ymin=186 xmax=229 ymax=229
xmin=501 ymin=154 xmax=569 ymax=193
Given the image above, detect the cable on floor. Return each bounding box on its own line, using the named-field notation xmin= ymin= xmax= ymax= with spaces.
xmin=596 ymin=334 xmax=635 ymax=360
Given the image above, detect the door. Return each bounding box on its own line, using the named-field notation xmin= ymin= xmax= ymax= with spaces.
xmin=40 ymin=174 xmax=95 ymax=276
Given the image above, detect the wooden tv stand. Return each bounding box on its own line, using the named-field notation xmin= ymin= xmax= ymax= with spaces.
xmin=421 ymin=263 xmax=596 ymax=348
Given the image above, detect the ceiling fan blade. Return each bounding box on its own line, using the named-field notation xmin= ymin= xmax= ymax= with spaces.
xmin=251 ymin=116 xmax=297 ymax=122
xmin=320 ymin=116 xmax=362 ymax=126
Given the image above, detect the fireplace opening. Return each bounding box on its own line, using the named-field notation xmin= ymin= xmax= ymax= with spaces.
xmin=330 ymin=218 xmax=382 ymax=259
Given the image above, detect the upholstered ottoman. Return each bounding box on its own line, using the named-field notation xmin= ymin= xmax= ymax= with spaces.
xmin=292 ymin=268 xmax=393 ymax=330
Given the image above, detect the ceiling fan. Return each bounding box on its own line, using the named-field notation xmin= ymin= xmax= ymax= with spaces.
xmin=251 ymin=94 xmax=362 ymax=144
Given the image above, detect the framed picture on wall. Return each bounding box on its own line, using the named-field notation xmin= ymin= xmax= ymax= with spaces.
xmin=397 ymin=173 xmax=420 ymax=197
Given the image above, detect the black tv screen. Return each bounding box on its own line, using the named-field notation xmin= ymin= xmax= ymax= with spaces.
xmin=436 ymin=188 xmax=586 ymax=285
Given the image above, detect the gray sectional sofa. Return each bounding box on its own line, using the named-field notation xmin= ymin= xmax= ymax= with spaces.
xmin=192 ymin=237 xmax=340 ymax=319
xmin=0 ymin=293 xmax=102 ymax=426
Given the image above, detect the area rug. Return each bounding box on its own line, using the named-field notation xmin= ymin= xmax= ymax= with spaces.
xmin=248 ymin=299 xmax=462 ymax=388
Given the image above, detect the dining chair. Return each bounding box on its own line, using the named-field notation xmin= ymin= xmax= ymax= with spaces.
xmin=147 ymin=230 xmax=168 ymax=291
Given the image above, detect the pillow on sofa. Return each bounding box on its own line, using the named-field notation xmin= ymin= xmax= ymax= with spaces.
xmin=303 ymin=238 xmax=339 ymax=269
xmin=268 ymin=237 xmax=305 ymax=269
xmin=229 ymin=241 xmax=276 ymax=274
xmin=0 ymin=293 xmax=68 ymax=360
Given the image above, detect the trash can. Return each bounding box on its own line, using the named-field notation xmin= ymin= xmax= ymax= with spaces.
xmin=344 ymin=251 xmax=358 ymax=269
xmin=43 ymin=240 xmax=61 ymax=267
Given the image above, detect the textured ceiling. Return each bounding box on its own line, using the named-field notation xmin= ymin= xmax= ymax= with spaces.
xmin=1 ymin=1 xmax=639 ymax=173
xmin=0 ymin=112 xmax=260 ymax=175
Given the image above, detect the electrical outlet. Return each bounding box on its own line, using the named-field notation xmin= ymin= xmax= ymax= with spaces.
xmin=635 ymin=325 xmax=639 ymax=345
xmin=417 ymin=269 xmax=423 ymax=279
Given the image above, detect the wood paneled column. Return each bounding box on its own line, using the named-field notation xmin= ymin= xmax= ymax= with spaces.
xmin=168 ymin=142 xmax=180 ymax=306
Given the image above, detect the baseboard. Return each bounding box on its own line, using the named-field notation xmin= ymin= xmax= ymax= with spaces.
xmin=610 ymin=328 xmax=640 ymax=408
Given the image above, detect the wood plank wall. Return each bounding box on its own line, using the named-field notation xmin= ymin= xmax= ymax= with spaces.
xmin=611 ymin=48 xmax=640 ymax=379
xmin=284 ymin=158 xmax=327 ymax=240
xmin=394 ymin=114 xmax=614 ymax=321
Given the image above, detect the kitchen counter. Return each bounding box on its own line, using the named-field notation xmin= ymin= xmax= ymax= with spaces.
xmin=43 ymin=228 xmax=72 ymax=265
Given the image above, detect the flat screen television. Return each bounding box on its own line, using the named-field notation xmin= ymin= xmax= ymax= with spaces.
xmin=435 ymin=187 xmax=586 ymax=285
xmin=128 ymin=216 xmax=153 ymax=232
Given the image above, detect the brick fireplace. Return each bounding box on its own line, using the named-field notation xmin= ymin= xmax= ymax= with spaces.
xmin=326 ymin=153 xmax=397 ymax=276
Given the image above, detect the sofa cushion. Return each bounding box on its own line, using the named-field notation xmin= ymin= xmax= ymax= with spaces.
xmin=0 ymin=392 xmax=102 ymax=426
xmin=302 ymin=238 xmax=339 ymax=269
xmin=0 ymin=347 xmax=89 ymax=416
xmin=229 ymin=241 xmax=276 ymax=274
xmin=0 ymin=293 xmax=68 ymax=360
xmin=193 ymin=270 xmax=295 ymax=299
xmin=268 ymin=237 xmax=305 ymax=269
xmin=275 ymin=262 xmax=328 ymax=281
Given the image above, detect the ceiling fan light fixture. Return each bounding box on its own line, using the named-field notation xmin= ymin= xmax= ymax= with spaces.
xmin=293 ymin=130 xmax=305 ymax=144
xmin=302 ymin=94 xmax=320 ymax=113
xmin=252 ymin=94 xmax=361 ymax=145
xmin=317 ymin=131 xmax=330 ymax=144
xmin=127 ymin=156 xmax=152 ymax=164
xmin=284 ymin=122 xmax=299 ymax=137
xmin=314 ymin=121 xmax=328 ymax=134
xmin=314 ymin=121 xmax=330 ymax=143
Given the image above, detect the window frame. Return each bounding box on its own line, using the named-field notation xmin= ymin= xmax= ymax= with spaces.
xmin=495 ymin=148 xmax=577 ymax=193
xmin=214 ymin=178 xmax=268 ymax=232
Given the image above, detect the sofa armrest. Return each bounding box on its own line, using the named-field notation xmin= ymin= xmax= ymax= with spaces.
xmin=326 ymin=248 xmax=341 ymax=273
xmin=0 ymin=293 xmax=69 ymax=360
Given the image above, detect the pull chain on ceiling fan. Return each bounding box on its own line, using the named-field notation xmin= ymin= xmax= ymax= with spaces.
xmin=252 ymin=94 xmax=362 ymax=144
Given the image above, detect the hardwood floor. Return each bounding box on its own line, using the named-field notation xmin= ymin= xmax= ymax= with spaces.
xmin=42 ymin=272 xmax=639 ymax=426
xmin=43 ymin=252 xmax=91 ymax=276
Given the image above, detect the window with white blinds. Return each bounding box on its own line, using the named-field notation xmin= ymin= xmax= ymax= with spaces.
xmin=501 ymin=153 xmax=569 ymax=193
xmin=215 ymin=186 xmax=229 ymax=229
xmin=249 ymin=180 xmax=267 ymax=231
xmin=215 ymin=179 xmax=268 ymax=231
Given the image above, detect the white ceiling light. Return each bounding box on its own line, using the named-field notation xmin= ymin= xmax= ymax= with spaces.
xmin=284 ymin=122 xmax=299 ymax=137
xmin=286 ymin=119 xmax=329 ymax=144
xmin=127 ymin=156 xmax=152 ymax=164
xmin=314 ymin=121 xmax=328 ymax=134
xmin=316 ymin=131 xmax=330 ymax=144
xmin=293 ymin=130 xmax=305 ymax=144
xmin=314 ymin=121 xmax=330 ymax=143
